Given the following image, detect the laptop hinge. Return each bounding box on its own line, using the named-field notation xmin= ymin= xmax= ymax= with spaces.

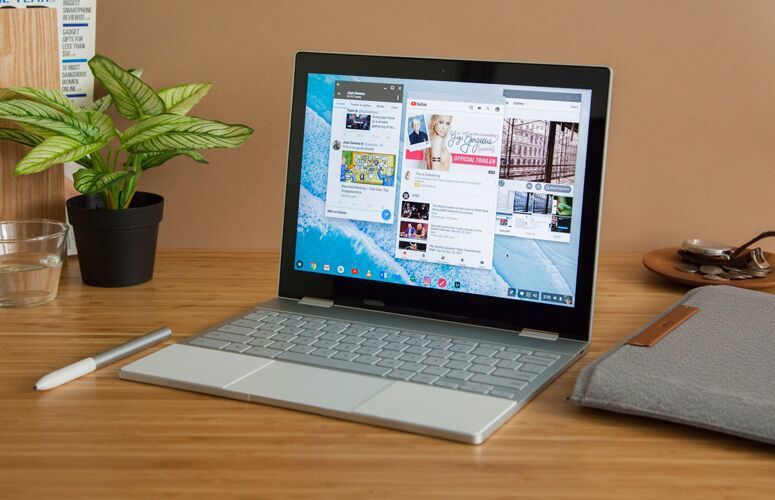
xmin=518 ymin=329 xmax=559 ymax=341
xmin=298 ymin=296 xmax=334 ymax=308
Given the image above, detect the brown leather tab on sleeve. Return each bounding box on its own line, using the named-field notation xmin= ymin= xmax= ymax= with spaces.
xmin=628 ymin=305 xmax=700 ymax=347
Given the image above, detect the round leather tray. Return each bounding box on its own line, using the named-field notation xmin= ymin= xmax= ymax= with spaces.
xmin=643 ymin=247 xmax=775 ymax=289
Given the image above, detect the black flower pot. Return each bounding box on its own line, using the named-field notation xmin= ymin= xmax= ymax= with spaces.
xmin=66 ymin=192 xmax=164 ymax=287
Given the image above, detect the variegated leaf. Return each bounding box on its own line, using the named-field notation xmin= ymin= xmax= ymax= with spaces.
xmin=72 ymin=169 xmax=132 ymax=195
xmin=8 ymin=87 xmax=80 ymax=114
xmin=128 ymin=149 xmax=208 ymax=170
xmin=88 ymin=55 xmax=164 ymax=119
xmin=82 ymin=68 xmax=144 ymax=112
xmin=14 ymin=136 xmax=106 ymax=175
xmin=0 ymin=99 xmax=97 ymax=142
xmin=0 ymin=127 xmax=46 ymax=148
xmin=122 ymin=115 xmax=253 ymax=153
xmin=158 ymin=83 xmax=212 ymax=115
xmin=79 ymin=110 xmax=117 ymax=142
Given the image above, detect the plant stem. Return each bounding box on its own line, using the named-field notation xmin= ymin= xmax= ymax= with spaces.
xmin=121 ymin=155 xmax=142 ymax=208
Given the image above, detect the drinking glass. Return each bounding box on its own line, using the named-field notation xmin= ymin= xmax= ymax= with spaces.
xmin=0 ymin=220 xmax=68 ymax=307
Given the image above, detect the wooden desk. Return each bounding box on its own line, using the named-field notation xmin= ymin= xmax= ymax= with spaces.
xmin=1 ymin=252 xmax=773 ymax=498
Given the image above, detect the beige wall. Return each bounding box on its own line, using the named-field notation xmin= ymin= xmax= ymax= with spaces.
xmin=96 ymin=0 xmax=775 ymax=252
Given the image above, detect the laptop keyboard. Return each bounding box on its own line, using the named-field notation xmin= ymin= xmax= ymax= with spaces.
xmin=186 ymin=308 xmax=564 ymax=401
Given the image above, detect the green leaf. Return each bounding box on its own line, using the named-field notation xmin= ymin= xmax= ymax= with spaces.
xmin=72 ymin=169 xmax=132 ymax=195
xmin=122 ymin=114 xmax=253 ymax=153
xmin=14 ymin=136 xmax=106 ymax=175
xmin=79 ymin=110 xmax=116 ymax=142
xmin=0 ymin=99 xmax=98 ymax=142
xmin=128 ymin=149 xmax=208 ymax=170
xmin=158 ymin=83 xmax=212 ymax=115
xmin=82 ymin=68 xmax=144 ymax=112
xmin=8 ymin=87 xmax=80 ymax=114
xmin=88 ymin=55 xmax=164 ymax=120
xmin=0 ymin=127 xmax=46 ymax=148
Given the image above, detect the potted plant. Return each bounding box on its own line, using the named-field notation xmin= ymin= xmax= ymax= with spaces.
xmin=0 ymin=54 xmax=253 ymax=287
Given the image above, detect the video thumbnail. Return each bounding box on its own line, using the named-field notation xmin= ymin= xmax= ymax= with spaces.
xmin=346 ymin=113 xmax=371 ymax=130
xmin=401 ymin=201 xmax=430 ymax=221
xmin=399 ymin=221 xmax=428 ymax=240
xmin=398 ymin=240 xmax=427 ymax=252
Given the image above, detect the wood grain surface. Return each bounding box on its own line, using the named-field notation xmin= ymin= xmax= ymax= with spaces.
xmin=0 ymin=252 xmax=773 ymax=498
xmin=0 ymin=9 xmax=64 ymax=222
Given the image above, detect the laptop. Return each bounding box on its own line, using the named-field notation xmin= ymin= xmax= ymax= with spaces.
xmin=120 ymin=52 xmax=612 ymax=444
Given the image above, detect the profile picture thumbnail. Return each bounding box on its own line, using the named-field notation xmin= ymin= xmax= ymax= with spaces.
xmin=407 ymin=114 xmax=429 ymax=147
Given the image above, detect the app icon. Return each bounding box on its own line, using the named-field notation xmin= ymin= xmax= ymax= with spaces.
xmin=296 ymin=260 xmax=303 ymax=268
xmin=379 ymin=271 xmax=388 ymax=279
xmin=437 ymin=278 xmax=447 ymax=288
xmin=454 ymin=281 xmax=461 ymax=289
xmin=381 ymin=209 xmax=391 ymax=221
xmin=310 ymin=262 xmax=317 ymax=270
xmin=323 ymin=264 xmax=331 ymax=271
xmin=410 ymin=275 xmax=416 ymax=282
xmin=422 ymin=276 xmax=431 ymax=286
xmin=337 ymin=265 xmax=344 ymax=274
xmin=366 ymin=270 xmax=372 ymax=278
xmin=351 ymin=268 xmax=359 ymax=275
xmin=507 ymin=288 xmax=517 ymax=297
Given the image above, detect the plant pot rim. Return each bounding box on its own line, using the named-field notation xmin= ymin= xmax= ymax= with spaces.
xmin=66 ymin=192 xmax=164 ymax=231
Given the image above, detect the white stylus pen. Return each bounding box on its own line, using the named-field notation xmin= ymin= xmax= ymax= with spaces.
xmin=34 ymin=327 xmax=172 ymax=391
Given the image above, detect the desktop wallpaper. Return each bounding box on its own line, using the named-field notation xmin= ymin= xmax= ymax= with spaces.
xmin=294 ymin=74 xmax=586 ymax=307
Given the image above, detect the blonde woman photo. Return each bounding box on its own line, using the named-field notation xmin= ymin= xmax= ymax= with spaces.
xmin=425 ymin=114 xmax=452 ymax=171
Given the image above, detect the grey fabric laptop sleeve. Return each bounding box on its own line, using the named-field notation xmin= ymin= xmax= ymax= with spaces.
xmin=570 ymin=285 xmax=775 ymax=445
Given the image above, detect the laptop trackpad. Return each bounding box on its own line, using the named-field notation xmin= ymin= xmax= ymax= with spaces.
xmin=226 ymin=361 xmax=393 ymax=412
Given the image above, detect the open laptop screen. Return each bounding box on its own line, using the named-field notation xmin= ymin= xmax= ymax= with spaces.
xmin=293 ymin=73 xmax=592 ymax=309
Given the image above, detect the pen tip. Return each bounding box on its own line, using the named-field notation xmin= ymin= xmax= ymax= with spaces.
xmin=33 ymin=385 xmax=38 ymax=390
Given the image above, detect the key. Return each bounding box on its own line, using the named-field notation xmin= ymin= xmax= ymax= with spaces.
xmin=405 ymin=346 xmax=430 ymax=356
xmin=354 ymin=355 xmax=380 ymax=365
xmin=446 ymin=370 xmax=473 ymax=381
xmin=332 ymin=351 xmax=358 ymax=362
xmin=427 ymin=340 xmax=451 ymax=349
xmin=496 ymin=360 xmax=523 ymax=370
xmin=278 ymin=313 xmax=302 ymax=320
xmin=399 ymin=353 xmax=425 ymax=363
xmin=322 ymin=324 xmax=347 ymax=334
xmin=473 ymin=356 xmax=498 ymax=366
xmin=324 ymin=320 xmax=350 ymax=327
xmin=406 ymin=337 xmax=431 ymax=347
xmin=376 ymin=350 xmax=402 ymax=360
xmin=494 ymin=351 xmax=520 ymax=361
xmin=251 ymin=330 xmax=277 ymax=339
xmin=433 ymin=379 xmax=460 ymax=390
xmin=333 ymin=343 xmax=359 ymax=352
xmin=450 ymin=352 xmax=475 ymax=363
xmin=190 ymin=338 xmax=229 ymax=349
xmin=521 ymin=364 xmax=546 ymax=374
xmin=233 ymin=319 xmax=263 ymax=328
xmin=205 ymin=332 xmax=252 ymax=344
xmin=279 ymin=326 xmax=304 ymax=336
xmin=451 ymin=339 xmax=476 ymax=345
xmin=374 ymin=327 xmax=399 ymax=335
xmin=281 ymin=319 xmax=307 ymax=328
xmin=383 ymin=342 xmax=408 ymax=352
xmin=320 ymin=332 xmax=345 ymax=342
xmin=245 ymin=347 xmax=282 ymax=358
xmin=479 ymin=344 xmax=504 ymax=351
xmin=459 ymin=382 xmax=493 ymax=394
xmin=492 ymin=368 xmax=536 ymax=381
xmin=384 ymin=334 xmax=409 ymax=343
xmin=309 ymin=348 xmax=336 ymax=358
xmin=343 ymin=327 xmax=370 ymax=336
xmin=258 ymin=323 xmax=284 ymax=332
xmin=362 ymin=339 xmax=387 ymax=348
xmin=422 ymin=366 xmax=449 ymax=377
xmin=289 ymin=345 xmax=314 ymax=354
xmin=534 ymin=351 xmax=561 ymax=359
xmin=449 ymin=344 xmax=475 ymax=353
xmin=301 ymin=322 xmax=325 ymax=331
xmin=248 ymin=338 xmax=273 ymax=347
xmin=399 ymin=362 xmax=425 ymax=373
xmin=243 ymin=313 xmax=268 ymax=322
xmin=469 ymin=364 xmax=495 ymax=375
xmin=268 ymin=341 xmax=293 ymax=351
xmin=519 ymin=355 xmax=555 ymax=366
xmin=363 ymin=331 xmax=388 ymax=340
xmin=423 ymin=357 xmax=446 ymax=366
xmin=254 ymin=309 xmax=278 ymax=316
xmin=340 ymin=335 xmax=365 ymax=345
xmin=427 ymin=349 xmax=452 ymax=359
xmin=312 ymin=339 xmax=337 ymax=349
xmin=290 ymin=336 xmax=316 ymax=346
xmin=218 ymin=325 xmax=256 ymax=335
xmin=471 ymin=347 xmax=497 ymax=357
xmin=355 ymin=346 xmax=380 ymax=356
xmin=223 ymin=343 xmax=251 ymax=353
xmin=276 ymin=352 xmax=390 ymax=376
xmin=506 ymin=348 xmax=532 ymax=355
xmin=470 ymin=374 xmax=528 ymax=391
xmin=387 ymin=369 xmax=414 ymax=380
xmin=444 ymin=360 xmax=471 ymax=370
xmin=376 ymin=359 xmax=403 ymax=369
xmin=410 ymin=374 xmax=438 ymax=385
xmin=272 ymin=333 xmax=297 ymax=342
xmin=263 ymin=316 xmax=286 ymax=324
